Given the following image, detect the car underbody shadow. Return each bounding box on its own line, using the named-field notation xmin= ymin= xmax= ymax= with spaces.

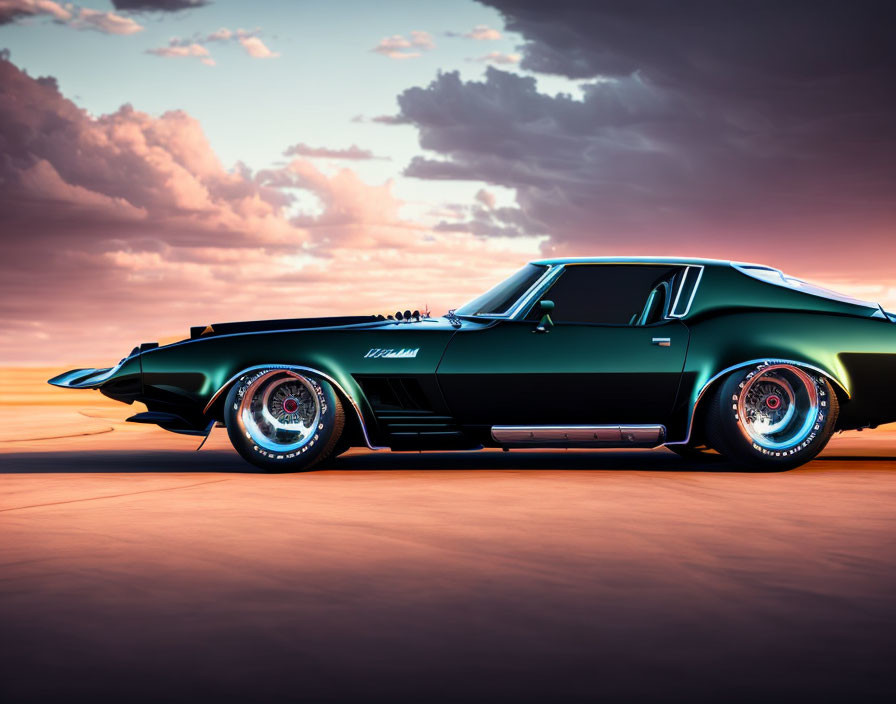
xmin=3 ymin=448 xmax=887 ymax=475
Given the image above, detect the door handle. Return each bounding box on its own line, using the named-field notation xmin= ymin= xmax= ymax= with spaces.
xmin=652 ymin=337 xmax=671 ymax=347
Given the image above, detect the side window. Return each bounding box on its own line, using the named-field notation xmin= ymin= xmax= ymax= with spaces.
xmin=527 ymin=265 xmax=682 ymax=325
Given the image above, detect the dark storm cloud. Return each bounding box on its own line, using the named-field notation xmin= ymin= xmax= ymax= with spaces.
xmin=483 ymin=0 xmax=895 ymax=84
xmin=395 ymin=1 xmax=896 ymax=265
xmin=112 ymin=0 xmax=209 ymax=11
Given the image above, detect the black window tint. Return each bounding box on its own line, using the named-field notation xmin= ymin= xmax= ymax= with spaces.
xmin=528 ymin=265 xmax=680 ymax=325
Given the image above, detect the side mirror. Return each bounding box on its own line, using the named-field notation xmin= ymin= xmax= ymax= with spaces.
xmin=533 ymin=299 xmax=554 ymax=333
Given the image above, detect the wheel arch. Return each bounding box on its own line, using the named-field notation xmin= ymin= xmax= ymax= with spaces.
xmin=202 ymin=363 xmax=384 ymax=450
xmin=669 ymin=357 xmax=850 ymax=446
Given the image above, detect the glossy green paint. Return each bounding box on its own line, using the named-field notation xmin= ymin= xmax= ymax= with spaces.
xmin=437 ymin=319 xmax=688 ymax=425
xmin=139 ymin=320 xmax=461 ymax=437
xmin=51 ymin=258 xmax=896 ymax=448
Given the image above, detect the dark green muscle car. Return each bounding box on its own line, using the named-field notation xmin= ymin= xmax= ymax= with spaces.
xmin=50 ymin=257 xmax=896 ymax=471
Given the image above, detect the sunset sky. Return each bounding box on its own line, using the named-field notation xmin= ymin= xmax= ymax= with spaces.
xmin=1 ymin=0 xmax=894 ymax=365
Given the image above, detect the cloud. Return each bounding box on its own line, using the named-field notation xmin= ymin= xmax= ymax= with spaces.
xmin=446 ymin=24 xmax=502 ymax=40
xmin=371 ymin=114 xmax=410 ymax=125
xmin=68 ymin=7 xmax=143 ymax=34
xmin=237 ymin=35 xmax=277 ymax=59
xmin=0 ymin=0 xmax=70 ymax=24
xmin=472 ymin=51 xmax=519 ymax=64
xmin=147 ymin=27 xmax=278 ymax=63
xmin=0 ymin=1 xmax=142 ymax=34
xmin=283 ymin=143 xmax=386 ymax=161
xmin=0 ymin=56 xmax=544 ymax=363
xmin=393 ymin=1 xmax=896 ymax=282
xmin=112 ymin=0 xmax=208 ymax=11
xmin=475 ymin=188 xmax=496 ymax=209
xmin=147 ymin=42 xmax=214 ymax=66
xmin=372 ymin=30 xmax=434 ymax=60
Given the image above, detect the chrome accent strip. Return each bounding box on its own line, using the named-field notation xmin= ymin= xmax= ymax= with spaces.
xmin=202 ymin=364 xmax=385 ymax=450
xmin=665 ymin=358 xmax=849 ymax=446
xmin=491 ymin=424 xmax=666 ymax=447
xmin=667 ymin=265 xmax=705 ymax=318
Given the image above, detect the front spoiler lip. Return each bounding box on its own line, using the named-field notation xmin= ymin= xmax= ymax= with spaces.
xmin=48 ymin=366 xmax=118 ymax=389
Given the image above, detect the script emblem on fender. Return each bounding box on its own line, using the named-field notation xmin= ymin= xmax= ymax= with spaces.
xmin=364 ymin=348 xmax=419 ymax=359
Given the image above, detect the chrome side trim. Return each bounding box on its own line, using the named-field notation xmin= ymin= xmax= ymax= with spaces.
xmin=492 ymin=424 xmax=666 ymax=447
xmin=202 ymin=364 xmax=385 ymax=450
xmin=665 ymin=358 xmax=849 ymax=446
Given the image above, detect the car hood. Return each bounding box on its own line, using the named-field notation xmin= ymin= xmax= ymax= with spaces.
xmin=189 ymin=315 xmax=389 ymax=339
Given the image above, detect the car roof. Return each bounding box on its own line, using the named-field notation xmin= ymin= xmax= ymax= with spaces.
xmin=529 ymin=256 xmax=741 ymax=268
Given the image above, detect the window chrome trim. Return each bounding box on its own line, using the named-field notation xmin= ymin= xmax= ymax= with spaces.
xmin=461 ymin=264 xmax=563 ymax=321
xmin=202 ymin=363 xmax=385 ymax=450
xmin=466 ymin=260 xmax=705 ymax=323
xmin=507 ymin=265 xmax=564 ymax=320
xmin=667 ymin=265 xmax=704 ymax=319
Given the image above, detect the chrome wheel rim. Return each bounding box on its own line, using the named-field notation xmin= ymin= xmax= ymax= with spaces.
xmin=737 ymin=365 xmax=819 ymax=451
xmin=237 ymin=370 xmax=322 ymax=453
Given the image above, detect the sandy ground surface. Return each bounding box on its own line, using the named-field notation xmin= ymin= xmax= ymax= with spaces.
xmin=1 ymin=371 xmax=895 ymax=702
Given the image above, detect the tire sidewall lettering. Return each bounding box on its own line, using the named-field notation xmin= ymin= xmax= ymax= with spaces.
xmin=228 ymin=369 xmax=334 ymax=464
xmin=732 ymin=363 xmax=827 ymax=459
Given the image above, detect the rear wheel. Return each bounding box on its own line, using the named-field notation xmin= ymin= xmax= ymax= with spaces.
xmin=224 ymin=368 xmax=345 ymax=472
xmin=705 ymin=362 xmax=838 ymax=470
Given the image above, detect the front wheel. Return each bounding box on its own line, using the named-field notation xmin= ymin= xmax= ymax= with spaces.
xmin=705 ymin=363 xmax=839 ymax=471
xmin=224 ymin=368 xmax=345 ymax=472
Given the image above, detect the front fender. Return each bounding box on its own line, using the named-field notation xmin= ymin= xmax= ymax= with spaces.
xmin=201 ymin=362 xmax=383 ymax=450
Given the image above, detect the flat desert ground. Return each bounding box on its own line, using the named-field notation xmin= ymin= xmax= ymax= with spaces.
xmin=1 ymin=369 xmax=895 ymax=702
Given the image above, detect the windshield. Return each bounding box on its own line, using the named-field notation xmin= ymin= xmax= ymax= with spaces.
xmin=454 ymin=263 xmax=548 ymax=317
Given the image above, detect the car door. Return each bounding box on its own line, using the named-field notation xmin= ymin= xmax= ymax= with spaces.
xmin=436 ymin=264 xmax=689 ymax=427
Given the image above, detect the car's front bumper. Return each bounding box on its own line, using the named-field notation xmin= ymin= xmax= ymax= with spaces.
xmin=48 ymin=367 xmax=118 ymax=389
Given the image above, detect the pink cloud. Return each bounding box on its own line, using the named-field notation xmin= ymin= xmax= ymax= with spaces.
xmin=447 ymin=24 xmax=502 ymax=40
xmin=0 ymin=0 xmax=72 ymax=24
xmin=147 ymin=27 xmax=278 ymax=63
xmin=372 ymin=30 xmax=434 ymax=59
xmin=283 ymin=143 xmax=385 ymax=160
xmin=473 ymin=51 xmax=520 ymax=64
xmin=68 ymin=7 xmax=143 ymax=34
xmin=0 ymin=56 xmax=544 ymax=364
xmin=467 ymin=25 xmax=501 ymax=40
xmin=238 ymin=35 xmax=278 ymax=58
xmin=0 ymin=1 xmax=143 ymax=34
xmin=146 ymin=42 xmax=214 ymax=65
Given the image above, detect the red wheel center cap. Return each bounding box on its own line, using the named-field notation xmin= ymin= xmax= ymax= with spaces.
xmin=765 ymin=395 xmax=781 ymax=410
xmin=283 ymin=398 xmax=299 ymax=414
